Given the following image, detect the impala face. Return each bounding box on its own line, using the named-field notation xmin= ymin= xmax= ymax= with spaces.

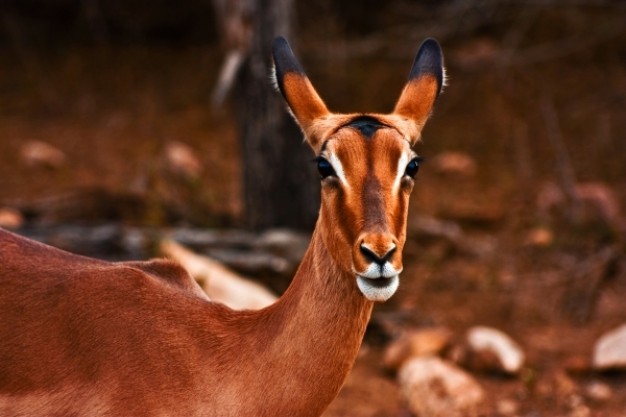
xmin=314 ymin=119 xmax=419 ymax=301
xmin=272 ymin=37 xmax=444 ymax=302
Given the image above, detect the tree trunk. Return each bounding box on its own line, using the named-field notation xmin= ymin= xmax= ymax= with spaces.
xmin=231 ymin=0 xmax=320 ymax=231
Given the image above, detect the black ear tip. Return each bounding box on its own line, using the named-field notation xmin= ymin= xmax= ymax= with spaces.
xmin=408 ymin=37 xmax=444 ymax=93
xmin=415 ymin=38 xmax=443 ymax=71
xmin=272 ymin=36 xmax=292 ymax=63
xmin=272 ymin=36 xmax=305 ymax=77
xmin=272 ymin=36 xmax=290 ymax=53
xmin=421 ymin=38 xmax=442 ymax=53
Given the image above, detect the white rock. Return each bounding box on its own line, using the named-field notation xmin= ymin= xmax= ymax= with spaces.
xmin=20 ymin=140 xmax=66 ymax=168
xmin=585 ymin=381 xmax=612 ymax=403
xmin=398 ymin=356 xmax=484 ymax=417
xmin=524 ymin=227 xmax=554 ymax=247
xmin=592 ymin=323 xmax=626 ymax=370
xmin=383 ymin=327 xmax=452 ymax=371
xmin=431 ymin=151 xmax=477 ymax=177
xmin=164 ymin=141 xmax=202 ymax=180
xmin=466 ymin=326 xmax=525 ymax=374
xmin=0 ymin=208 xmax=24 ymax=229
xmin=496 ymin=398 xmax=519 ymax=416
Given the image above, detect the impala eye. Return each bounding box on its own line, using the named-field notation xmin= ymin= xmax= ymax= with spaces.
xmin=405 ymin=157 xmax=422 ymax=179
xmin=315 ymin=157 xmax=336 ymax=179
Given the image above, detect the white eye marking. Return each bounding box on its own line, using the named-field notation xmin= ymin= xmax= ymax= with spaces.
xmin=393 ymin=152 xmax=411 ymax=192
xmin=328 ymin=153 xmax=349 ymax=188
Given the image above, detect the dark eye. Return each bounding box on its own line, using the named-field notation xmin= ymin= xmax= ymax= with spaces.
xmin=405 ymin=157 xmax=422 ymax=179
xmin=316 ymin=157 xmax=336 ymax=179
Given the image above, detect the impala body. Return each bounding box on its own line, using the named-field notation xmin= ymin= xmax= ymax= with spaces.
xmin=0 ymin=37 xmax=444 ymax=416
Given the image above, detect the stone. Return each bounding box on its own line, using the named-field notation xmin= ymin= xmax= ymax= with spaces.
xmin=495 ymin=398 xmax=519 ymax=416
xmin=524 ymin=227 xmax=554 ymax=247
xmin=398 ymin=356 xmax=484 ymax=417
xmin=164 ymin=141 xmax=202 ymax=180
xmin=592 ymin=323 xmax=626 ymax=370
xmin=20 ymin=140 xmax=66 ymax=168
xmin=0 ymin=208 xmax=24 ymax=229
xmin=430 ymin=151 xmax=477 ymax=177
xmin=584 ymin=381 xmax=612 ymax=403
xmin=465 ymin=326 xmax=525 ymax=374
xmin=383 ymin=327 xmax=452 ymax=371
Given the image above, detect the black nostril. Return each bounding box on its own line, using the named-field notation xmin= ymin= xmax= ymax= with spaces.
xmin=360 ymin=244 xmax=396 ymax=265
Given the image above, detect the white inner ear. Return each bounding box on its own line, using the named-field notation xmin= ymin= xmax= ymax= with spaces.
xmin=328 ymin=153 xmax=349 ymax=188
xmin=441 ymin=66 xmax=449 ymax=90
xmin=269 ymin=64 xmax=279 ymax=92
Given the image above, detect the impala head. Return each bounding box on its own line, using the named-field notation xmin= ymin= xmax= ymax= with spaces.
xmin=272 ymin=37 xmax=444 ymax=302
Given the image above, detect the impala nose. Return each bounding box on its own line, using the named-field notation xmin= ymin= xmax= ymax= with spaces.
xmin=359 ymin=242 xmax=396 ymax=266
xmin=354 ymin=233 xmax=402 ymax=301
xmin=358 ymin=232 xmax=399 ymax=266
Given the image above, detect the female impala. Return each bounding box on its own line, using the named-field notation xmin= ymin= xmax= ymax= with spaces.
xmin=0 ymin=37 xmax=444 ymax=416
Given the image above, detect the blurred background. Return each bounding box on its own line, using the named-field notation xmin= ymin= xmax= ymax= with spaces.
xmin=1 ymin=1 xmax=626 ymax=416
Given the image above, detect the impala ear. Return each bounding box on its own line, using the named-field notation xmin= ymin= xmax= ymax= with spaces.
xmin=272 ymin=37 xmax=329 ymax=147
xmin=393 ymin=38 xmax=444 ymax=144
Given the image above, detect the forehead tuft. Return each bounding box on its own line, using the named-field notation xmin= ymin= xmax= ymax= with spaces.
xmin=345 ymin=116 xmax=385 ymax=139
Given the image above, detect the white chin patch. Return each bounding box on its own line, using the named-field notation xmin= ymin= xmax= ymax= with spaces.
xmin=356 ymin=275 xmax=399 ymax=302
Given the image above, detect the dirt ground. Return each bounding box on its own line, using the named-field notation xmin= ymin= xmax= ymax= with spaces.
xmin=1 ymin=16 xmax=626 ymax=416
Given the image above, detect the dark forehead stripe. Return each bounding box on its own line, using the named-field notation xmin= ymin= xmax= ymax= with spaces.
xmin=345 ymin=116 xmax=385 ymax=139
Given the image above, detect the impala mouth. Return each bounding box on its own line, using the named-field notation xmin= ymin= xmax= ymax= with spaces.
xmin=356 ymin=275 xmax=399 ymax=302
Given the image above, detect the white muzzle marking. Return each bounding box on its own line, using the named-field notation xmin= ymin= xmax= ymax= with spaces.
xmin=356 ymin=275 xmax=399 ymax=302
xmin=355 ymin=262 xmax=401 ymax=302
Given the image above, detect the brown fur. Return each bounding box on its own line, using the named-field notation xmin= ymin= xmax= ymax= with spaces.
xmin=281 ymin=73 xmax=329 ymax=135
xmin=0 ymin=38 xmax=442 ymax=416
xmin=0 ymin=227 xmax=371 ymax=416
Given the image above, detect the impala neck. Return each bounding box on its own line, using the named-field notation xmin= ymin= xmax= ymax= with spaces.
xmin=247 ymin=224 xmax=374 ymax=415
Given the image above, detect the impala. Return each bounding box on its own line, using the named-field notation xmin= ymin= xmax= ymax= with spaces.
xmin=0 ymin=36 xmax=444 ymax=416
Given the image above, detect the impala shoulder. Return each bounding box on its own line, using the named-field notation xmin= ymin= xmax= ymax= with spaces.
xmin=119 ymin=259 xmax=208 ymax=299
